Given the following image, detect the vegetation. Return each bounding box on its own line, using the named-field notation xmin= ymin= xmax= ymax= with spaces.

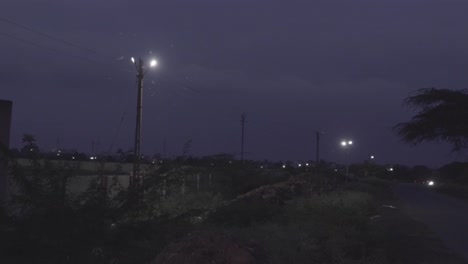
xmin=395 ymin=88 xmax=468 ymax=151
xmin=1 ymin=135 xmax=291 ymax=263
xmin=1 ymin=135 xmax=465 ymax=263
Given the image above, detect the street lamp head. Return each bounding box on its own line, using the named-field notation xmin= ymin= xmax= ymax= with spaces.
xmin=348 ymin=141 xmax=353 ymax=145
xmin=131 ymin=57 xmax=135 ymax=64
xmin=370 ymin=155 xmax=375 ymax=159
xmin=150 ymin=59 xmax=157 ymax=67
xmin=341 ymin=141 xmax=347 ymax=146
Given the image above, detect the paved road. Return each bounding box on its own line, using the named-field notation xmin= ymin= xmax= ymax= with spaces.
xmin=393 ymin=183 xmax=468 ymax=261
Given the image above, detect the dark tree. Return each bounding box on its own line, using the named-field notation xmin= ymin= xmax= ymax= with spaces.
xmin=395 ymin=88 xmax=468 ymax=151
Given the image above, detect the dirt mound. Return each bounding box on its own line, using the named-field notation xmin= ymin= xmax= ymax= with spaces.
xmin=234 ymin=175 xmax=308 ymax=205
xmin=152 ymin=231 xmax=268 ymax=264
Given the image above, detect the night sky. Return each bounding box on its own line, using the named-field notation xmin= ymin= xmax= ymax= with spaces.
xmin=2 ymin=0 xmax=468 ymax=167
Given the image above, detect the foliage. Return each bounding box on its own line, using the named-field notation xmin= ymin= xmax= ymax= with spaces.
xmin=231 ymin=189 xmax=382 ymax=264
xmin=3 ymin=135 xmax=293 ymax=263
xmin=395 ymin=88 xmax=468 ymax=151
xmin=208 ymin=198 xmax=283 ymax=227
xmin=437 ymin=161 xmax=468 ymax=184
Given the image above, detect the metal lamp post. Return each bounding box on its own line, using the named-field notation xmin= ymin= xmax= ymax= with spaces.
xmin=130 ymin=57 xmax=157 ymax=189
xmin=340 ymin=140 xmax=353 ymax=177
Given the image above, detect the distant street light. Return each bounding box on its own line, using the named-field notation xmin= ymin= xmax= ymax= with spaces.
xmin=130 ymin=56 xmax=158 ymax=189
xmin=340 ymin=139 xmax=353 ymax=177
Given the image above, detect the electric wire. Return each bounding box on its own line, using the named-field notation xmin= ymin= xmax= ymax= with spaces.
xmin=0 ymin=16 xmax=97 ymax=54
xmin=0 ymin=16 xmax=209 ymax=157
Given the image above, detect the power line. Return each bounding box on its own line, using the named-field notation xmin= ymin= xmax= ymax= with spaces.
xmin=0 ymin=16 xmax=97 ymax=54
xmin=0 ymin=31 xmax=104 ymax=64
xmin=0 ymin=17 xmax=220 ymax=157
xmin=0 ymin=32 xmax=58 ymax=52
xmin=0 ymin=17 xmax=204 ymax=96
xmin=0 ymin=17 xmax=132 ymax=70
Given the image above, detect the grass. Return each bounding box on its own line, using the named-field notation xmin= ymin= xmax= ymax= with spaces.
xmin=220 ymin=178 xmax=468 ymax=264
xmin=229 ymin=189 xmax=381 ymax=264
xmin=4 ymin=166 xmax=467 ymax=264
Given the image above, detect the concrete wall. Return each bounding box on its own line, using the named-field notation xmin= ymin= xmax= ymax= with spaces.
xmin=0 ymin=100 xmax=12 ymax=204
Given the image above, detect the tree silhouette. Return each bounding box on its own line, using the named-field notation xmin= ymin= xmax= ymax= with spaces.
xmin=395 ymin=88 xmax=468 ymax=151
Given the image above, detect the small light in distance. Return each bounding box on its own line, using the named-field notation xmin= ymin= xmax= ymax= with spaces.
xmin=428 ymin=181 xmax=435 ymax=186
xmin=341 ymin=141 xmax=347 ymax=146
xmin=150 ymin=59 xmax=157 ymax=67
xmin=306 ymin=163 xmax=309 ymax=166
xmin=282 ymin=164 xmax=286 ymax=169
xmin=348 ymin=141 xmax=353 ymax=145
xmin=131 ymin=57 xmax=135 ymax=64
xmin=370 ymin=155 xmax=375 ymax=159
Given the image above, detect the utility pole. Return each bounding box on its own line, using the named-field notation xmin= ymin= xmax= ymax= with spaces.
xmin=0 ymin=100 xmax=12 ymax=205
xmin=315 ymin=131 xmax=320 ymax=166
xmin=163 ymin=138 xmax=167 ymax=159
xmin=132 ymin=58 xmax=144 ymax=189
xmin=240 ymin=113 xmax=247 ymax=163
xmin=128 ymin=56 xmax=157 ymax=192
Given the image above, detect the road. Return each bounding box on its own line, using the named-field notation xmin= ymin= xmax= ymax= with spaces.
xmin=393 ymin=183 xmax=468 ymax=261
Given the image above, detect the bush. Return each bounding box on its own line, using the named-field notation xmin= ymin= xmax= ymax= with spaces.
xmin=208 ymin=198 xmax=282 ymax=227
xmin=232 ymin=190 xmax=381 ymax=264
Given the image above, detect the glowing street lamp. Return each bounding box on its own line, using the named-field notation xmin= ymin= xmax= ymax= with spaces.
xmin=130 ymin=56 xmax=158 ymax=189
xmin=340 ymin=139 xmax=354 ymax=177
